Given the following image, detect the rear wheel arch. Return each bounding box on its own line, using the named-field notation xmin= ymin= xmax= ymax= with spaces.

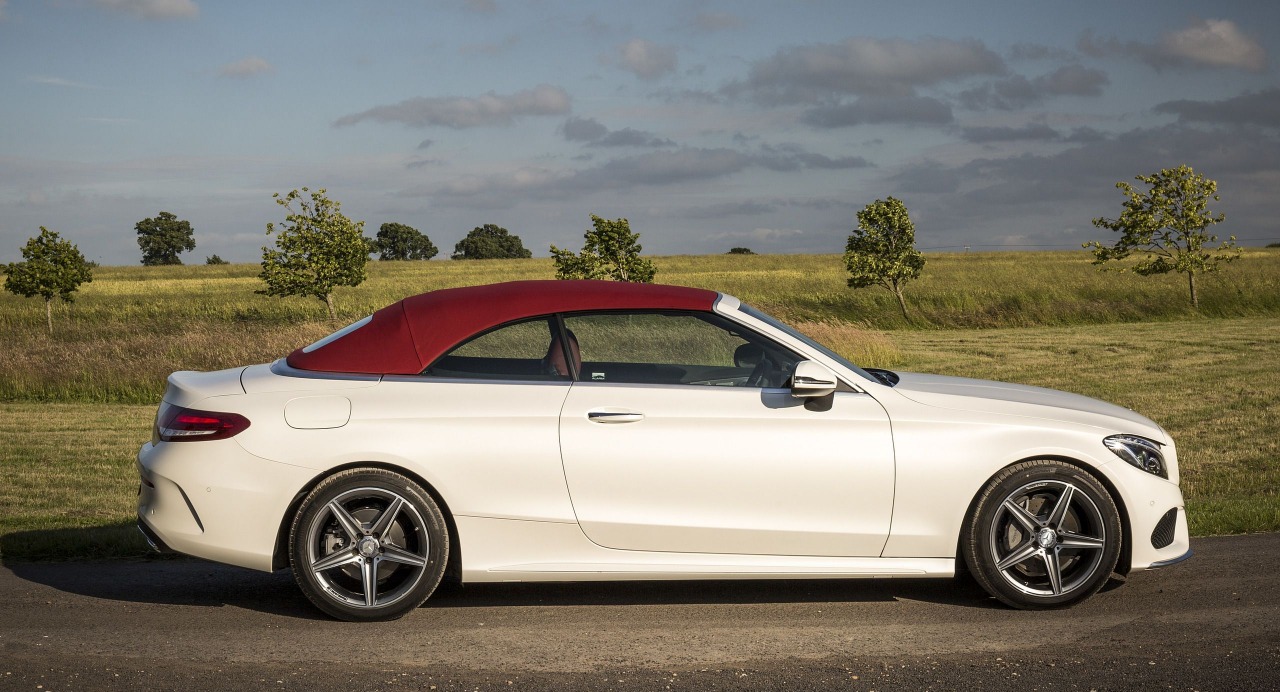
xmin=272 ymin=461 xmax=462 ymax=585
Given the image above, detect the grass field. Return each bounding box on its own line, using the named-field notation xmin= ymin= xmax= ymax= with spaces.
xmin=1 ymin=250 xmax=1278 ymax=560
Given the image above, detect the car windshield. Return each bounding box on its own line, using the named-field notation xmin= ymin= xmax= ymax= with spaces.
xmin=738 ymin=303 xmax=878 ymax=384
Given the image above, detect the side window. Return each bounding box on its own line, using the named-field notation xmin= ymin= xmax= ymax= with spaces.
xmin=425 ymin=317 xmax=567 ymax=382
xmin=561 ymin=312 xmax=798 ymax=388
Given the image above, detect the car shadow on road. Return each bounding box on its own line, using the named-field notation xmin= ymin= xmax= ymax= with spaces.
xmin=5 ymin=556 xmax=1005 ymax=619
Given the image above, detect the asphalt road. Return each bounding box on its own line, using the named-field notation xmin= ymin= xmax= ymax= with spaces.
xmin=1 ymin=533 xmax=1277 ymax=691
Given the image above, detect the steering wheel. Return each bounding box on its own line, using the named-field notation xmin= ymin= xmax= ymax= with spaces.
xmin=745 ymin=355 xmax=773 ymax=388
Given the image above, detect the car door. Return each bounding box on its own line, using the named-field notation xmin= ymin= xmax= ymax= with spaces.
xmin=557 ymin=311 xmax=895 ymax=557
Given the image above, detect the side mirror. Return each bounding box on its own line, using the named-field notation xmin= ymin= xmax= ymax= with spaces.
xmin=789 ymin=360 xmax=838 ymax=399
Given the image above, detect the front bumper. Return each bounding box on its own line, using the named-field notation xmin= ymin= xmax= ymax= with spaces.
xmin=137 ymin=439 xmax=315 ymax=572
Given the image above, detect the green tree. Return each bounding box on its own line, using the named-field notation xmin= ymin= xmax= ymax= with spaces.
xmin=258 ymin=188 xmax=368 ymax=320
xmin=372 ymin=222 xmax=438 ymax=261
xmin=205 ymin=254 xmax=229 ymax=265
xmin=727 ymin=247 xmax=756 ymax=255
xmin=551 ymin=215 xmax=657 ymax=283
xmin=844 ymin=196 xmax=925 ymax=321
xmin=136 ymin=211 xmax=195 ymax=266
xmin=1084 ymin=165 xmax=1239 ymax=307
xmin=4 ymin=227 xmax=94 ymax=333
xmin=451 ymin=224 xmax=532 ymax=260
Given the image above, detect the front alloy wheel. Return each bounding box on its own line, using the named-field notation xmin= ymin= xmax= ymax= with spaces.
xmin=964 ymin=460 xmax=1121 ymax=609
xmin=289 ymin=468 xmax=448 ymax=621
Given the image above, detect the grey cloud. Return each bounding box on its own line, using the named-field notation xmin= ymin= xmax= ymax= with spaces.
xmin=587 ymin=148 xmax=750 ymax=186
xmin=616 ymin=39 xmax=678 ymax=80
xmin=417 ymin=139 xmax=434 ymax=150
xmin=961 ymin=123 xmax=1060 ymax=143
xmin=1080 ymin=19 xmax=1267 ymax=72
xmin=463 ymin=0 xmax=496 ymax=12
xmin=1008 ymin=43 xmax=1078 ymax=62
xmin=756 ymin=143 xmax=872 ymax=170
xmin=1063 ymin=127 xmax=1110 ymax=143
xmin=959 ymin=65 xmax=1108 ymax=110
xmin=561 ymin=117 xmax=675 ymax=148
xmin=1038 ymin=65 xmax=1108 ymax=96
xmin=888 ymin=164 xmax=961 ymax=194
xmin=733 ymin=36 xmax=1005 ymax=104
xmin=679 ymin=200 xmax=777 ymax=220
xmin=802 ymin=95 xmax=953 ymax=128
xmin=1155 ymin=88 xmax=1280 ymax=127
xmin=591 ymin=129 xmax=676 ymax=148
xmin=561 ymin=116 xmax=609 ymax=142
xmin=92 ymin=0 xmax=197 ymax=19
xmin=334 ymin=85 xmax=570 ymax=129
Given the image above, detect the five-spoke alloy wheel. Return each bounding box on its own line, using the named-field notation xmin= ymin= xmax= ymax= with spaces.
xmin=964 ymin=460 xmax=1122 ymax=609
xmin=289 ymin=468 xmax=448 ymax=621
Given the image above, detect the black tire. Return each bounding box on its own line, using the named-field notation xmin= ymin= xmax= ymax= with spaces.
xmin=962 ymin=460 xmax=1121 ymax=609
xmin=289 ymin=468 xmax=449 ymax=621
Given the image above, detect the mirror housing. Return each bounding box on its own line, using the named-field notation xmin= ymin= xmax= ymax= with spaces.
xmin=789 ymin=360 xmax=838 ymax=399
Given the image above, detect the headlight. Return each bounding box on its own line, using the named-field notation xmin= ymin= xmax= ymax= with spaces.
xmin=1103 ymin=435 xmax=1167 ymax=479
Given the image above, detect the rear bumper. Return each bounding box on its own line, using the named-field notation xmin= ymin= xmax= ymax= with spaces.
xmin=137 ymin=439 xmax=314 ymax=572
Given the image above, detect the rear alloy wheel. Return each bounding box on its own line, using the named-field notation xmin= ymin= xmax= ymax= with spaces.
xmin=289 ymin=468 xmax=448 ymax=621
xmin=964 ymin=460 xmax=1121 ymax=609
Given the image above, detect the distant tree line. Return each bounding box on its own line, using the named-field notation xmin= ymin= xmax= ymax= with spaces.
xmin=6 ymin=164 xmax=1246 ymax=330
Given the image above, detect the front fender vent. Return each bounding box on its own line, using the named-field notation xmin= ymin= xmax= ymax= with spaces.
xmin=1151 ymin=508 xmax=1178 ymax=549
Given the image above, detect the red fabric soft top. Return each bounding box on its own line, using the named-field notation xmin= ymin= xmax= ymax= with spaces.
xmin=285 ymin=280 xmax=719 ymax=375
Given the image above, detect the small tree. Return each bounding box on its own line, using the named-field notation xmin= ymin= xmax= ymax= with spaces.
xmin=205 ymin=254 xmax=229 ymax=265
xmin=258 ymin=188 xmax=368 ymax=320
xmin=4 ymin=227 xmax=94 ymax=333
xmin=373 ymin=222 xmax=438 ymax=261
xmin=551 ymin=215 xmax=657 ymax=282
xmin=844 ymin=196 xmax=925 ymax=321
xmin=136 ymin=211 xmax=196 ymax=266
xmin=727 ymin=247 xmax=756 ymax=255
xmin=1084 ymin=165 xmax=1239 ymax=307
xmin=451 ymin=224 xmax=532 ymax=260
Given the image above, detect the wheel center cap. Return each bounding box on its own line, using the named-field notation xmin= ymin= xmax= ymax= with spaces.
xmin=1036 ymin=527 xmax=1057 ymax=548
xmin=358 ymin=536 xmax=380 ymax=557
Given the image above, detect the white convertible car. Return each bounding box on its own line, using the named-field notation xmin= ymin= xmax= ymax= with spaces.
xmin=137 ymin=280 xmax=1190 ymax=620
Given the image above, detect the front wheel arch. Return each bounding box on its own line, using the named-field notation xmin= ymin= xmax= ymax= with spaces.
xmin=957 ymin=454 xmax=1130 ymax=578
xmin=960 ymin=456 xmax=1128 ymax=608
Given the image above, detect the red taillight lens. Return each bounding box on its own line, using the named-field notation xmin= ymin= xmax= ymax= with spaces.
xmin=158 ymin=406 xmax=251 ymax=442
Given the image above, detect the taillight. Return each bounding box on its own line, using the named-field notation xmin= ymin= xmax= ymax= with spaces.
xmin=157 ymin=406 xmax=251 ymax=442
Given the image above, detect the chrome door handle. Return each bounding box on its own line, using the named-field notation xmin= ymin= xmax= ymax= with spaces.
xmin=587 ymin=411 xmax=645 ymax=424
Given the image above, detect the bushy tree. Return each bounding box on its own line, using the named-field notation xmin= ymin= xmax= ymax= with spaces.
xmin=4 ymin=227 xmax=93 ymax=333
xmin=373 ymin=222 xmax=438 ymax=261
xmin=451 ymin=224 xmax=532 ymax=260
xmin=727 ymin=247 xmax=756 ymax=255
xmin=844 ymin=196 xmax=925 ymax=321
xmin=258 ymin=188 xmax=368 ymax=319
xmin=136 ymin=211 xmax=195 ymax=266
xmin=1084 ymin=165 xmax=1239 ymax=307
xmin=551 ymin=215 xmax=657 ymax=283
xmin=205 ymin=254 xmax=229 ymax=265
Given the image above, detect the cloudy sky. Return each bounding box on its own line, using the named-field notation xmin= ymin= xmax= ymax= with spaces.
xmin=2 ymin=0 xmax=1278 ymax=264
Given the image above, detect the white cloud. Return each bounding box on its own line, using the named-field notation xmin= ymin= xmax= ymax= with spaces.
xmin=92 ymin=0 xmax=198 ymax=20
xmin=1161 ymin=19 xmax=1266 ymax=71
xmin=617 ymin=39 xmax=678 ymax=80
xmin=734 ymin=36 xmax=1005 ymax=103
xmin=1080 ymin=19 xmax=1266 ymax=72
xmin=334 ymin=84 xmax=571 ymax=129
xmin=218 ymin=57 xmax=271 ymax=79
